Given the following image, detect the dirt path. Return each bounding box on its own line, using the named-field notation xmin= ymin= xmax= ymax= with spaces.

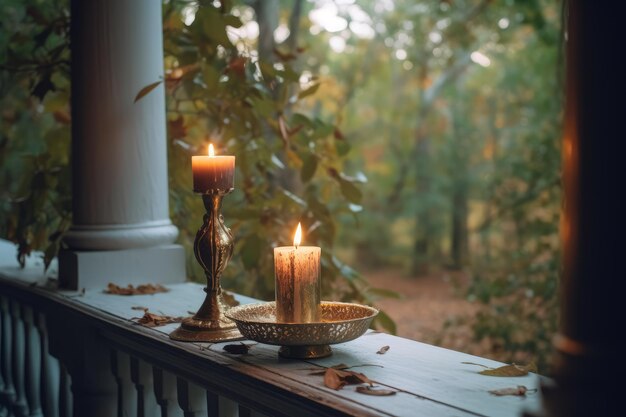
xmin=365 ymin=269 xmax=480 ymax=353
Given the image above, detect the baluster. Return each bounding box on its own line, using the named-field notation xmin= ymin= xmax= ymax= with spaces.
xmin=47 ymin=318 xmax=115 ymax=417
xmin=207 ymin=389 xmax=238 ymax=417
xmin=22 ymin=305 xmax=43 ymax=417
xmin=0 ymin=296 xmax=15 ymax=407
xmin=214 ymin=395 xmax=237 ymax=417
xmin=10 ymin=300 xmax=29 ymax=417
xmin=206 ymin=391 xmax=218 ymax=417
xmin=111 ymin=350 xmax=136 ymax=417
xmin=58 ymin=364 xmax=72 ymax=417
xmin=35 ymin=312 xmax=59 ymax=417
xmin=236 ymin=407 xmax=267 ymax=417
xmin=130 ymin=357 xmax=158 ymax=417
xmin=176 ymin=378 xmax=206 ymax=417
xmin=153 ymin=368 xmax=182 ymax=417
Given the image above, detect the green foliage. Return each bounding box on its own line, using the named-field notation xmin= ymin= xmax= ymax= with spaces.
xmin=0 ymin=0 xmax=396 ymax=333
xmin=297 ymin=0 xmax=562 ymax=368
xmin=158 ymin=1 xmax=385 ymax=311
xmin=1 ymin=0 xmax=564 ymax=358
xmin=0 ymin=0 xmax=71 ymax=268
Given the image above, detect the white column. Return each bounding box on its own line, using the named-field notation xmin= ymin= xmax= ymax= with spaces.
xmin=59 ymin=0 xmax=185 ymax=289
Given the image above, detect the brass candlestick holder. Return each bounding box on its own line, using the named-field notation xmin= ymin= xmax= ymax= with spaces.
xmin=170 ymin=189 xmax=243 ymax=342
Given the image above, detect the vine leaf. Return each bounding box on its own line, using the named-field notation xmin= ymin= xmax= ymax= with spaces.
xmin=301 ymin=153 xmax=318 ymax=182
xmin=298 ymin=83 xmax=320 ymax=99
xmin=134 ymin=80 xmax=162 ymax=103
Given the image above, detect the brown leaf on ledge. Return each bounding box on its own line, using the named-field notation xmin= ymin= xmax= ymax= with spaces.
xmin=132 ymin=311 xmax=184 ymax=327
xmin=489 ymin=385 xmax=537 ymax=396
xmin=323 ymin=368 xmax=374 ymax=390
xmin=308 ymin=363 xmax=350 ymax=375
xmin=377 ymin=345 xmax=390 ymax=354
xmin=356 ymin=386 xmax=397 ymax=396
xmin=307 ymin=363 xmax=383 ymax=376
xmin=105 ymin=283 xmax=169 ymax=295
xmin=463 ymin=361 xmax=537 ymax=377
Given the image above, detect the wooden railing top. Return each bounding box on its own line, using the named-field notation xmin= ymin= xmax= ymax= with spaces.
xmin=0 ymin=240 xmax=544 ymax=417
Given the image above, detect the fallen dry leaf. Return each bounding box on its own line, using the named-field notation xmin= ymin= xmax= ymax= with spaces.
xmin=480 ymin=363 xmax=536 ymax=377
xmin=105 ymin=283 xmax=169 ymax=295
xmin=324 ymin=368 xmax=346 ymax=390
xmin=461 ymin=361 xmax=490 ymax=369
xmin=356 ymin=386 xmax=397 ymax=396
xmin=323 ymin=368 xmax=374 ymax=390
xmin=223 ymin=343 xmax=255 ymax=354
xmin=308 ymin=363 xmax=350 ymax=375
xmin=308 ymin=363 xmax=382 ymax=376
xmin=377 ymin=346 xmax=390 ymax=355
xmin=463 ymin=361 xmax=537 ymax=377
xmin=489 ymin=385 xmax=537 ymax=396
xmin=133 ymin=311 xmax=183 ymax=327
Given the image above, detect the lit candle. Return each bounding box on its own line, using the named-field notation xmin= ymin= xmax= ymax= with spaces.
xmin=192 ymin=144 xmax=235 ymax=192
xmin=274 ymin=223 xmax=321 ymax=323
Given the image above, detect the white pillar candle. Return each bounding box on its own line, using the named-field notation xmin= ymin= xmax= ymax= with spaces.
xmin=274 ymin=223 xmax=321 ymax=323
xmin=192 ymin=144 xmax=235 ymax=192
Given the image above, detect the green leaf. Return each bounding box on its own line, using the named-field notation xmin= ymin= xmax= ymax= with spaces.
xmin=335 ymin=140 xmax=351 ymax=156
xmin=279 ymin=65 xmax=300 ymax=83
xmin=300 ymin=153 xmax=318 ymax=183
xmin=134 ymin=80 xmax=162 ymax=103
xmin=196 ymin=7 xmax=232 ymax=47
xmin=373 ymin=310 xmax=397 ymax=335
xmin=251 ymin=97 xmax=275 ymax=117
xmin=298 ymin=83 xmax=320 ymax=99
xmin=43 ymin=241 xmax=58 ymax=271
xmin=202 ymin=64 xmax=220 ymax=91
xmin=258 ymin=61 xmax=276 ymax=80
xmin=339 ymin=179 xmax=362 ymax=204
xmin=223 ymin=14 xmax=243 ymax=28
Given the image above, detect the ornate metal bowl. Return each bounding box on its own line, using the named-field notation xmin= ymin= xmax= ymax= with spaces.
xmin=225 ymin=301 xmax=378 ymax=359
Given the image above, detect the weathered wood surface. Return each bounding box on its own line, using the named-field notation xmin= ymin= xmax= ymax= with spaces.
xmin=0 ymin=241 xmax=544 ymax=417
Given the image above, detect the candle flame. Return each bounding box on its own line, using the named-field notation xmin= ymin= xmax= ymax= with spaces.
xmin=293 ymin=222 xmax=302 ymax=249
xmin=208 ymin=143 xmax=215 ymax=157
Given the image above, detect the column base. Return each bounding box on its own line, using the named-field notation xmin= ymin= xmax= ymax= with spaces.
xmin=58 ymin=244 xmax=186 ymax=290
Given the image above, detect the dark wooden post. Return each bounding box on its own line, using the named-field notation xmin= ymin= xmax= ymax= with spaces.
xmin=539 ymin=1 xmax=624 ymax=416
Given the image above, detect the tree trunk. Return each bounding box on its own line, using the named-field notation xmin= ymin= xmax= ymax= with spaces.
xmin=252 ymin=0 xmax=279 ymax=63
xmin=412 ymin=126 xmax=432 ymax=276
xmin=285 ymin=0 xmax=303 ymax=53
xmin=450 ymin=97 xmax=469 ymax=269
xmin=451 ymin=183 xmax=468 ymax=269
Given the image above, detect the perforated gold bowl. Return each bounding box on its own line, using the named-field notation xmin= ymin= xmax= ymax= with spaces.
xmin=225 ymin=301 xmax=378 ymax=359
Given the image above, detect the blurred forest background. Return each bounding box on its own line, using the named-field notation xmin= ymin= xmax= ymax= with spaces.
xmin=0 ymin=0 xmax=562 ymax=371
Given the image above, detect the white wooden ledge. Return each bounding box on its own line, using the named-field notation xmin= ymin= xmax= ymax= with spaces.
xmin=0 ymin=241 xmax=544 ymax=417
